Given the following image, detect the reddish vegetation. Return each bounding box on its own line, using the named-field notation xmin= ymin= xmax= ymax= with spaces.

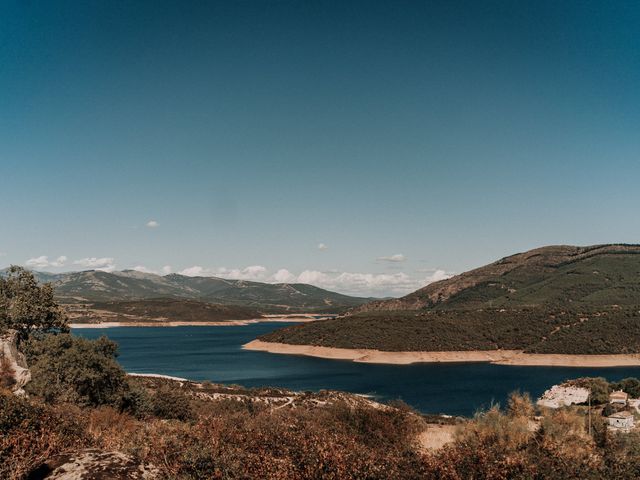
xmin=4 ymin=384 xmax=640 ymax=479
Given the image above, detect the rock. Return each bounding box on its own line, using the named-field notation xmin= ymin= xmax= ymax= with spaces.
xmin=537 ymin=384 xmax=590 ymax=409
xmin=0 ymin=329 xmax=31 ymax=395
xmin=29 ymin=449 xmax=159 ymax=480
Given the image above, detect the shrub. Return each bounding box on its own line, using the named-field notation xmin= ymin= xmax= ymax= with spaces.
xmin=611 ymin=377 xmax=640 ymax=398
xmin=24 ymin=333 xmax=128 ymax=407
xmin=0 ymin=390 xmax=87 ymax=479
xmin=507 ymin=391 xmax=535 ymax=418
xmin=148 ymin=384 xmax=194 ymax=421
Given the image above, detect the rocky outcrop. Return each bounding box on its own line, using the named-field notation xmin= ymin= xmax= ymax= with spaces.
xmin=0 ymin=329 xmax=31 ymax=395
xmin=29 ymin=450 xmax=159 ymax=479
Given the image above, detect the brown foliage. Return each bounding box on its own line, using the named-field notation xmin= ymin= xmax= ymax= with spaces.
xmin=0 ymin=356 xmax=16 ymax=390
xmin=7 ymin=383 xmax=640 ymax=479
xmin=0 ymin=392 xmax=88 ymax=479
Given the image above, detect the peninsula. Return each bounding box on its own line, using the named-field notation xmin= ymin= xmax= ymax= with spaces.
xmin=249 ymin=244 xmax=640 ymax=366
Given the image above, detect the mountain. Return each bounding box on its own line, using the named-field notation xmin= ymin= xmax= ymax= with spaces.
xmin=354 ymin=244 xmax=640 ymax=312
xmin=260 ymin=244 xmax=640 ymax=354
xmin=4 ymin=269 xmax=373 ymax=314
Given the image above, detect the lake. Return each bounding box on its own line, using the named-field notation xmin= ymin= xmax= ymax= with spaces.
xmin=74 ymin=322 xmax=640 ymax=416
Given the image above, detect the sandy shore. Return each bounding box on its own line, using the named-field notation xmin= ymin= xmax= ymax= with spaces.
xmin=242 ymin=340 xmax=640 ymax=367
xmin=69 ymin=316 xmax=321 ymax=329
xmin=128 ymin=373 xmax=189 ymax=381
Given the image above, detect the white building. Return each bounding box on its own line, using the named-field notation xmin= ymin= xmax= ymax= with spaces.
xmin=609 ymin=390 xmax=629 ymax=405
xmin=607 ymin=411 xmax=635 ymax=431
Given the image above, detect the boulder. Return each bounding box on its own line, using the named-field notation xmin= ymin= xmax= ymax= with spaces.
xmin=0 ymin=329 xmax=31 ymax=395
xmin=28 ymin=450 xmax=159 ymax=479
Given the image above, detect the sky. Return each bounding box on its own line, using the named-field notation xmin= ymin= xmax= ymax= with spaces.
xmin=1 ymin=0 xmax=639 ymax=297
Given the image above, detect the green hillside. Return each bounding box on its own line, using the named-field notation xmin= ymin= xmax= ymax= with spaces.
xmin=0 ymin=269 xmax=373 ymax=314
xmin=260 ymin=245 xmax=640 ymax=354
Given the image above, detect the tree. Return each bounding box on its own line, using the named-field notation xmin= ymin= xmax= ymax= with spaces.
xmin=0 ymin=266 xmax=68 ymax=341
xmin=24 ymin=333 xmax=128 ymax=407
xmin=611 ymin=378 xmax=640 ymax=399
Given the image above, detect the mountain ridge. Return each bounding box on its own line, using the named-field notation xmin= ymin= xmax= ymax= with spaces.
xmin=352 ymin=243 xmax=640 ymax=313
xmin=0 ymin=268 xmax=375 ymax=314
xmin=259 ymin=244 xmax=640 ymax=355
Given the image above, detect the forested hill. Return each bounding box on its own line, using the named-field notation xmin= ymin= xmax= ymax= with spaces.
xmin=260 ymin=245 xmax=640 ymax=354
xmin=354 ymin=244 xmax=640 ymax=313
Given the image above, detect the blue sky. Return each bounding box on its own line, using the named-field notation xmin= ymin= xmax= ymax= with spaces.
xmin=1 ymin=1 xmax=639 ymax=297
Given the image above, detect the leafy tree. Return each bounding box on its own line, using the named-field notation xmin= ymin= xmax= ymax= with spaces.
xmin=0 ymin=266 xmax=68 ymax=341
xmin=23 ymin=334 xmax=128 ymax=407
xmin=610 ymin=377 xmax=640 ymax=399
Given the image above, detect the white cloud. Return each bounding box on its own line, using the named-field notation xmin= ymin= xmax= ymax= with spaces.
xmin=272 ymin=268 xmax=297 ymax=283
xmin=54 ymin=255 xmax=68 ymax=266
xmin=73 ymin=257 xmax=116 ymax=272
xmin=132 ymin=265 xmax=155 ymax=274
xmin=424 ymin=269 xmax=450 ymax=283
xmin=175 ymin=264 xmax=454 ymax=297
xmin=297 ymin=270 xmax=417 ymax=296
xmin=317 ymin=243 xmax=328 ymax=251
xmin=146 ymin=220 xmax=159 ymax=228
xmin=25 ymin=255 xmax=68 ymax=268
xmin=179 ymin=265 xmax=269 ymax=281
xmin=295 ymin=268 xmax=453 ymax=297
xmin=179 ymin=265 xmax=206 ymax=276
xmin=377 ymin=254 xmax=406 ymax=263
xmin=129 ymin=264 xmax=173 ymax=275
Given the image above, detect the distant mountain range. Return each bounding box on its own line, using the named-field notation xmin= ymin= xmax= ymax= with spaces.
xmin=4 ymin=269 xmax=375 ymax=314
xmin=261 ymin=244 xmax=640 ymax=354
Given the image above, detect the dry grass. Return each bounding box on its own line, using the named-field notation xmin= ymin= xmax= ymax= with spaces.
xmin=0 ymin=356 xmax=16 ymax=390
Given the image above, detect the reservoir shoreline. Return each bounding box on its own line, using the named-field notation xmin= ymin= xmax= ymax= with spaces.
xmin=242 ymin=339 xmax=640 ymax=367
xmin=69 ymin=316 xmax=323 ymax=329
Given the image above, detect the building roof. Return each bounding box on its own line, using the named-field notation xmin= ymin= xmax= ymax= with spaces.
xmin=608 ymin=411 xmax=634 ymax=419
xmin=610 ymin=390 xmax=629 ymax=399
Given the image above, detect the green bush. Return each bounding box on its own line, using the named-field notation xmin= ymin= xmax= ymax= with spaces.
xmin=120 ymin=380 xmax=193 ymax=421
xmin=611 ymin=377 xmax=640 ymax=398
xmin=602 ymin=403 xmax=616 ymax=417
xmin=148 ymin=384 xmax=194 ymax=421
xmin=23 ymin=333 xmax=128 ymax=407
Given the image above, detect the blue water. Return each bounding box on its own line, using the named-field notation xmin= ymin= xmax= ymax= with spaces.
xmin=74 ymin=323 xmax=640 ymax=416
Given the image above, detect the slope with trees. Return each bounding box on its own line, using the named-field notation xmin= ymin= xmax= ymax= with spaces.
xmin=260 ymin=245 xmax=640 ymax=354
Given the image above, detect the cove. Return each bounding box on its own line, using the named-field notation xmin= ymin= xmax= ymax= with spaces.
xmin=74 ymin=322 xmax=640 ymax=416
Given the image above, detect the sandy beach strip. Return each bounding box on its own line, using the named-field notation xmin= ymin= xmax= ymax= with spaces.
xmin=493 ymin=353 xmax=640 ymax=367
xmin=128 ymin=373 xmax=189 ymax=381
xmin=69 ymin=317 xmax=321 ymax=329
xmin=242 ymin=340 xmax=640 ymax=367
